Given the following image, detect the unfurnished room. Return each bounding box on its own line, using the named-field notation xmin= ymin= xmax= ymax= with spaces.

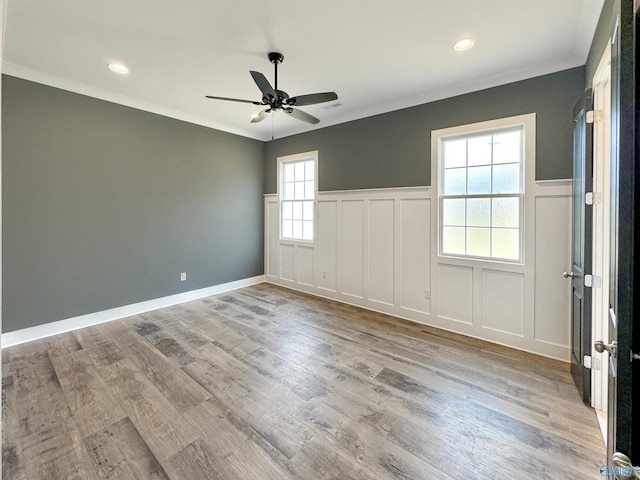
xmin=2 ymin=0 xmax=639 ymax=479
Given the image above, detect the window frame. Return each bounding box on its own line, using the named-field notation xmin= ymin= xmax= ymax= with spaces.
xmin=277 ymin=151 xmax=318 ymax=244
xmin=434 ymin=116 xmax=534 ymax=265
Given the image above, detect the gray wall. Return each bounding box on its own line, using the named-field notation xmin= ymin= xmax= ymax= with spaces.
xmin=2 ymin=75 xmax=265 ymax=332
xmin=264 ymin=67 xmax=585 ymax=193
xmin=1 ymin=58 xmax=594 ymax=333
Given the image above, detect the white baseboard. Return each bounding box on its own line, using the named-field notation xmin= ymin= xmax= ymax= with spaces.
xmin=1 ymin=275 xmax=266 ymax=348
xmin=266 ymin=278 xmax=570 ymax=363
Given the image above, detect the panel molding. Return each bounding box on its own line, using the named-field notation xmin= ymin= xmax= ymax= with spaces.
xmin=399 ymin=198 xmax=431 ymax=314
xmin=341 ymin=200 xmax=365 ymax=298
xmin=533 ymin=194 xmax=572 ymax=347
xmin=265 ymin=176 xmax=572 ymax=361
xmin=265 ymin=199 xmax=279 ymax=280
xmin=317 ymin=200 xmax=338 ymax=292
xmin=480 ymin=269 xmax=525 ymax=337
xmin=437 ymin=263 xmax=474 ymax=324
xmin=296 ymin=246 xmax=315 ymax=287
xmin=367 ymin=199 xmax=395 ymax=306
xmin=279 ymin=244 xmax=296 ymax=282
xmin=535 ymin=178 xmax=572 ymax=186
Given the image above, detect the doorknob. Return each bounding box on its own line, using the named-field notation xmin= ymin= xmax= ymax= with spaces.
xmin=610 ymin=452 xmax=640 ymax=479
xmin=563 ymin=271 xmax=575 ymax=278
xmin=594 ymin=339 xmax=618 ymax=356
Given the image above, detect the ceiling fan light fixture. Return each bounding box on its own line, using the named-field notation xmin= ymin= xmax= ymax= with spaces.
xmin=453 ymin=37 xmax=475 ymax=52
xmin=108 ymin=63 xmax=129 ymax=74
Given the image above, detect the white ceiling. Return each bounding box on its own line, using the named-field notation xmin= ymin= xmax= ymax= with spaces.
xmin=3 ymin=0 xmax=604 ymax=142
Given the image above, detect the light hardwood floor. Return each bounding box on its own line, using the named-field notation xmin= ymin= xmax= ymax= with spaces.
xmin=2 ymin=283 xmax=605 ymax=479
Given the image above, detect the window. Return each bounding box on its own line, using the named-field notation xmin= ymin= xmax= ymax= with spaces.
xmin=279 ymin=151 xmax=317 ymax=241
xmin=438 ymin=125 xmax=524 ymax=262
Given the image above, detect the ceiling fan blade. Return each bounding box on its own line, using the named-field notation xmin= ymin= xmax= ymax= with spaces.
xmin=250 ymin=109 xmax=271 ymax=123
xmin=288 ymin=92 xmax=338 ymax=107
xmin=285 ymin=108 xmax=320 ymax=125
xmin=250 ymin=71 xmax=277 ymax=100
xmin=205 ymin=95 xmax=263 ymax=105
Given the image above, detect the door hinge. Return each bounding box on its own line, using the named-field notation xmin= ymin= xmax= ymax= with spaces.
xmin=585 ymin=192 xmax=594 ymax=205
xmin=583 ymin=355 xmax=592 ymax=369
xmin=586 ymin=110 xmax=604 ymax=124
xmin=584 ymin=274 xmax=593 ymax=287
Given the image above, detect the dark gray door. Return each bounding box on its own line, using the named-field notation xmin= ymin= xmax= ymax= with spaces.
xmin=570 ymin=90 xmax=594 ymax=404
xmin=599 ymin=0 xmax=639 ymax=475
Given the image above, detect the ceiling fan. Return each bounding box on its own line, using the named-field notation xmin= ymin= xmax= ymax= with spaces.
xmin=206 ymin=52 xmax=338 ymax=125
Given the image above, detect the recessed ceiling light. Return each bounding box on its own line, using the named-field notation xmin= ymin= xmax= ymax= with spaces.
xmin=108 ymin=63 xmax=129 ymax=74
xmin=453 ymin=37 xmax=475 ymax=52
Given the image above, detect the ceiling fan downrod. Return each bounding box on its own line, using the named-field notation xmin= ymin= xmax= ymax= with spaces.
xmin=268 ymin=52 xmax=284 ymax=91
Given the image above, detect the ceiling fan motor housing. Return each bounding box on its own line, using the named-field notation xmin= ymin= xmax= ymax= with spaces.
xmin=268 ymin=52 xmax=284 ymax=64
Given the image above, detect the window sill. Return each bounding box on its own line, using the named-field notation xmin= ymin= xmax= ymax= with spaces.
xmin=279 ymin=238 xmax=316 ymax=247
xmin=436 ymin=254 xmax=525 ymax=272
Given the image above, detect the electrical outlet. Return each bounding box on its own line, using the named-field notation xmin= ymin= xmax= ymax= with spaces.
xmin=180 ymin=272 xmax=187 ymax=282
xmin=424 ymin=289 xmax=431 ymax=299
xmin=322 ymin=271 xmax=327 ymax=279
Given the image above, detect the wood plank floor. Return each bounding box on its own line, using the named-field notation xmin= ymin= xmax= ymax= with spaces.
xmin=2 ymin=284 xmax=606 ymax=479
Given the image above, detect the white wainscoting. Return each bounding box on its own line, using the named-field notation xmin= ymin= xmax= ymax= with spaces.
xmin=264 ymin=180 xmax=572 ymax=361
